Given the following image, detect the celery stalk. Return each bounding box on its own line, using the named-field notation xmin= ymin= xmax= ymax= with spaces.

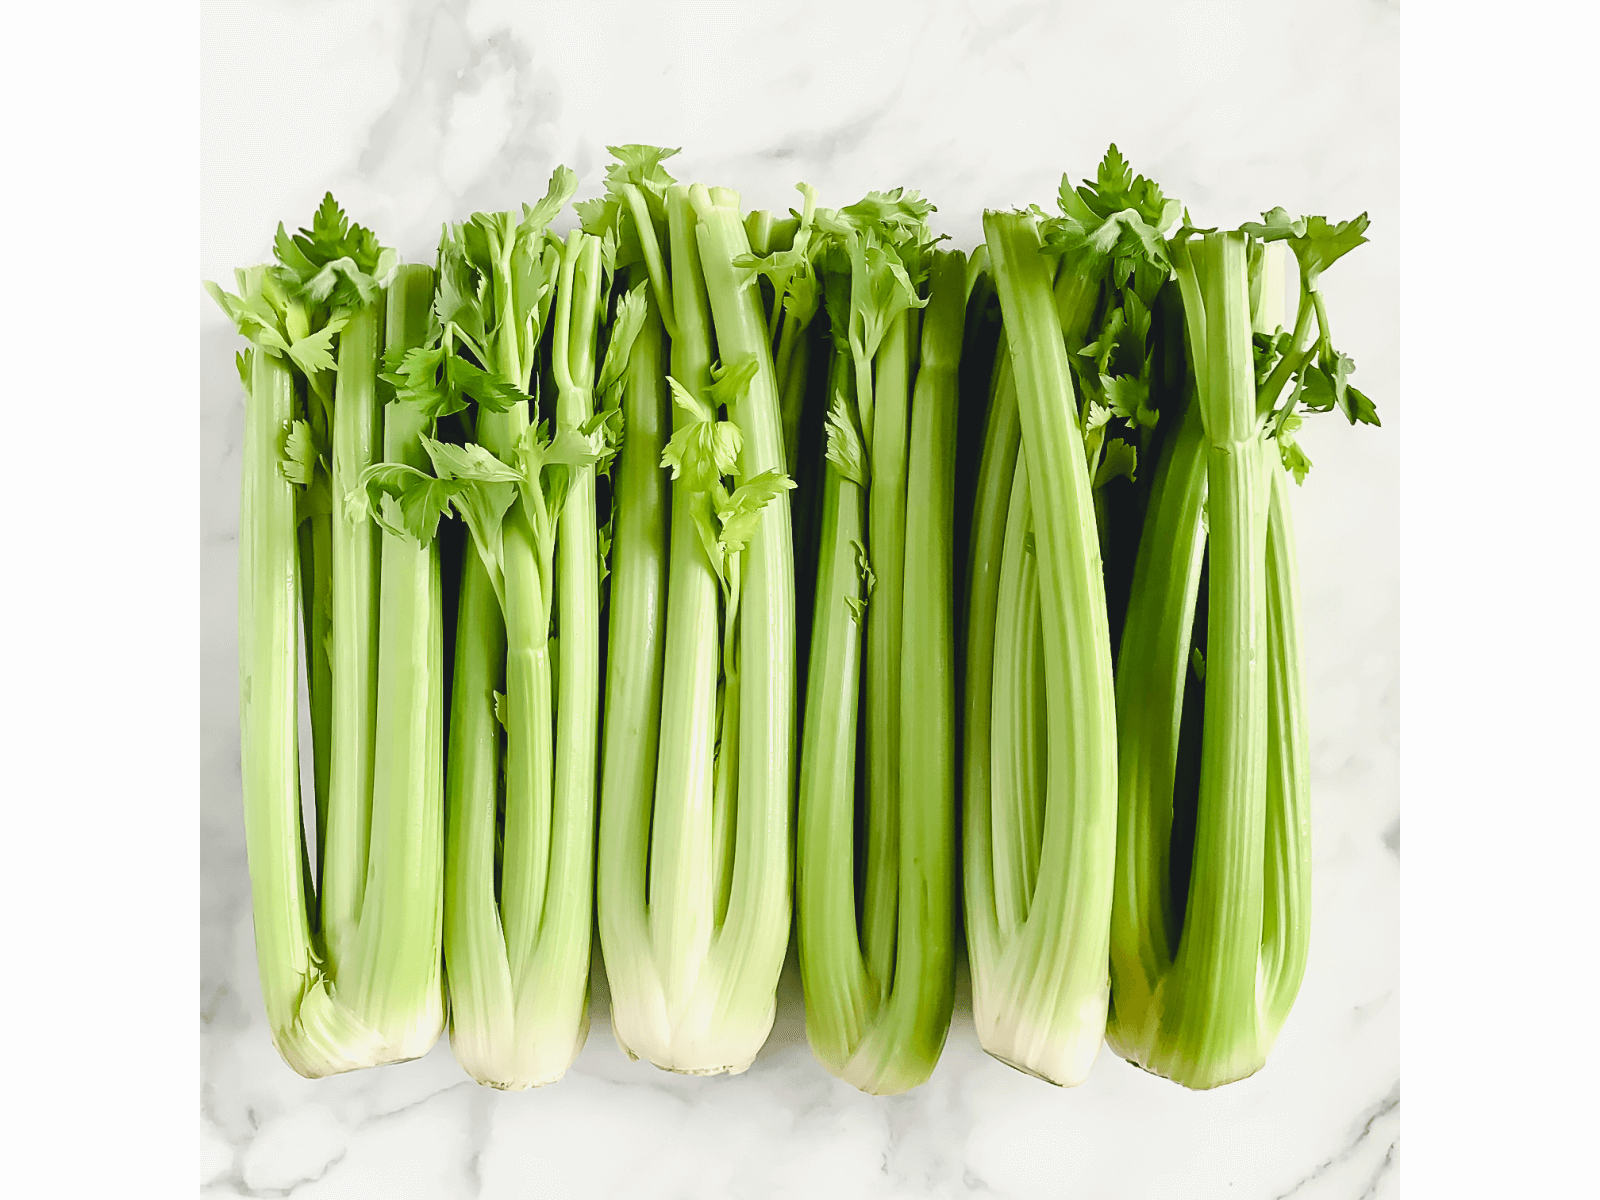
xmin=217 ymin=246 xmax=444 ymax=1077
xmin=320 ymin=295 xmax=382 ymax=971
xmin=971 ymin=210 xmax=1118 ymax=1086
xmin=961 ymin=337 xmax=1020 ymax=996
xmin=1108 ymin=214 xmax=1374 ymax=1087
xmin=235 ymin=302 xmax=381 ymax=1077
xmin=596 ymin=282 xmax=670 ymax=1039
xmin=599 ymin=168 xmax=796 ymax=1076
xmin=685 ymin=182 xmax=796 ymax=1067
xmin=798 ymin=246 xmax=964 ymax=1093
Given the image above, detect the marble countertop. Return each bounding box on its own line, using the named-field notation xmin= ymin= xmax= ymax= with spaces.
xmin=200 ymin=2 xmax=1398 ymax=1196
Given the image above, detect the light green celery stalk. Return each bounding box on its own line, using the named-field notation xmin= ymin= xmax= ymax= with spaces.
xmin=585 ymin=152 xmax=712 ymax=1069
xmin=1108 ymin=206 xmax=1376 ymax=1087
xmin=632 ymin=180 xmax=727 ymax=1069
xmin=596 ymin=272 xmax=670 ymax=1047
xmin=590 ymin=155 xmax=718 ymax=1071
xmin=224 ymin=265 xmax=377 ymax=1078
xmin=690 ymin=181 xmax=798 ymax=1068
xmin=258 ymin=196 xmax=402 ymax=923
xmin=212 ymin=235 xmax=442 ymax=1076
xmin=798 ymin=243 xmax=965 ymax=1093
xmin=265 ymin=199 xmax=390 ymax=861
xmin=600 ymin=172 xmax=712 ymax=1071
xmin=603 ymin=179 xmax=798 ymax=1075
xmin=971 ymin=209 xmax=1118 ymax=1086
xmin=339 ymin=263 xmax=448 ymax=1061
xmin=319 ymin=259 xmax=384 ymax=973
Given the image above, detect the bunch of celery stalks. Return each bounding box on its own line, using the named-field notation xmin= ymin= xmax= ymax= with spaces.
xmin=211 ymin=144 xmax=1377 ymax=1095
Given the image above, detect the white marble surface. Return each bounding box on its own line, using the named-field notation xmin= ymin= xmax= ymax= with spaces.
xmin=200 ymin=1 xmax=1398 ymax=1196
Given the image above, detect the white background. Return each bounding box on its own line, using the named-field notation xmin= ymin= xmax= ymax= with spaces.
xmin=4 ymin=1 xmax=1596 ymax=1197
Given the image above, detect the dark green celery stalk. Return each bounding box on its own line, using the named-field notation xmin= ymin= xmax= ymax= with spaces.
xmin=320 ymin=292 xmax=384 ymax=973
xmin=1108 ymin=239 xmax=1323 ymax=1089
xmin=688 ymin=182 xmax=795 ymax=1068
xmin=340 ymin=264 xmax=446 ymax=1059
xmin=1150 ymin=231 xmax=1272 ymax=1089
xmin=974 ymin=211 xmax=1117 ymax=1086
xmin=796 ymin=455 xmax=872 ymax=1068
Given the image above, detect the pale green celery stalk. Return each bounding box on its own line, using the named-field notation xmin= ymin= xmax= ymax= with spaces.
xmin=974 ymin=212 xmax=1118 ymax=1086
xmin=236 ymin=295 xmax=377 ymax=1078
xmin=1106 ymin=395 xmax=1207 ymax=1065
xmin=859 ymin=309 xmax=915 ymax=997
xmin=532 ymin=227 xmax=605 ymax=1064
xmin=225 ymin=265 xmax=400 ymax=1078
xmin=442 ymin=525 xmax=510 ymax=1073
xmin=962 ymin=339 xmax=1019 ymax=997
xmin=444 ymin=274 xmax=539 ymax=1088
xmin=1142 ymin=231 xmax=1273 ymax=1089
xmin=338 ymin=264 xmax=447 ymax=1060
xmin=319 ymin=293 xmax=383 ymax=972
xmin=286 ymin=302 xmax=334 ymax=880
xmin=612 ymin=183 xmax=725 ymax=1072
xmin=597 ymin=280 xmax=670 ymax=1048
xmin=686 ymin=182 xmax=795 ymax=1070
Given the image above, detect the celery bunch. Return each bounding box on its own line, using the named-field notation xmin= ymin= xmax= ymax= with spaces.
xmin=595 ymin=149 xmax=801 ymax=1076
xmin=964 ymin=150 xmax=1178 ymax=1086
xmin=1108 ymin=209 xmax=1377 ymax=1089
xmin=213 ymin=148 xmax=1379 ymax=1095
xmin=210 ymin=200 xmax=446 ymax=1077
xmin=787 ymin=190 xmax=969 ymax=1094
